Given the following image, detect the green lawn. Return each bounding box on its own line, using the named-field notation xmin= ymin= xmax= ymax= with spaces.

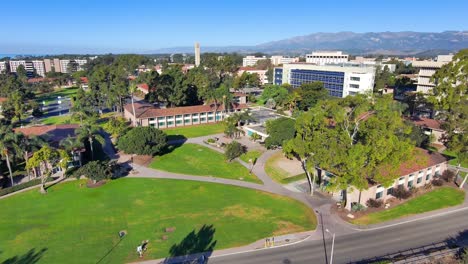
xmin=41 ymin=115 xmax=76 ymax=125
xmin=35 ymin=87 xmax=79 ymax=105
xmin=352 ymin=187 xmax=465 ymax=225
xmin=164 ymin=123 xmax=224 ymax=139
xmin=265 ymin=152 xmax=306 ymax=184
xmin=443 ymin=150 xmax=468 ymax=168
xmin=0 ymin=178 xmax=316 ymax=263
xmin=239 ymin=150 xmax=263 ymax=164
xmin=150 ymin=144 xmax=260 ymax=183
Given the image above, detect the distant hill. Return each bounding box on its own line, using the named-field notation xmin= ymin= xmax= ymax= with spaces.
xmin=145 ymin=31 xmax=468 ymax=55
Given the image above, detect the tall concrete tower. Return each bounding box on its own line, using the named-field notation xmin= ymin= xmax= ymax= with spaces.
xmin=194 ymin=42 xmax=201 ymax=67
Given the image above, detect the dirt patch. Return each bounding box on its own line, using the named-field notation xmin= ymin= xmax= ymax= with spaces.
xmin=133 ymin=155 xmax=153 ymax=166
xmin=273 ymin=221 xmax=305 ymax=236
xmin=222 ymin=204 xmax=270 ymax=220
xmin=86 ymin=180 xmax=107 ymax=188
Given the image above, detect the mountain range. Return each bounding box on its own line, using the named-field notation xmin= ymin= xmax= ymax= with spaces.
xmin=146 ymin=31 xmax=468 ymax=56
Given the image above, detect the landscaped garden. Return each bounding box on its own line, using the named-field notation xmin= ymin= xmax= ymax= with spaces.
xmin=265 ymin=152 xmax=306 ymax=184
xmin=0 ymin=178 xmax=316 ymax=263
xmin=164 ymin=123 xmax=224 ymax=140
xmin=351 ymin=187 xmax=465 ymax=225
xmin=150 ymin=143 xmax=261 ymax=183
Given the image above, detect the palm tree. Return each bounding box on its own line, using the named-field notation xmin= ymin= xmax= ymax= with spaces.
xmin=129 ymin=82 xmax=138 ymax=126
xmin=0 ymin=126 xmax=21 ymax=186
xmin=75 ymin=119 xmax=105 ymax=161
xmin=18 ymin=134 xmax=46 ymax=181
xmin=60 ymin=136 xmax=84 ymax=167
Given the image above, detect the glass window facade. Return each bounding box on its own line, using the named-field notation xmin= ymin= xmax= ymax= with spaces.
xmin=376 ymin=191 xmax=383 ymax=199
xmin=274 ymin=68 xmax=283 ymax=85
xmin=289 ymin=69 xmax=345 ymax=97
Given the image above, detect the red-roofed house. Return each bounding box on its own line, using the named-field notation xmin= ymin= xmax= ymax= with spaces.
xmin=80 ymin=77 xmax=89 ymax=90
xmin=232 ymin=92 xmax=248 ymax=104
xmin=330 ymin=148 xmax=448 ymax=210
xmin=137 ymin=83 xmax=150 ymax=95
xmin=408 ymin=116 xmax=446 ymax=146
xmin=124 ymin=102 xmax=248 ymax=128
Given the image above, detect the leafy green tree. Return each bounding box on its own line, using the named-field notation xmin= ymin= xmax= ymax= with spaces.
xmin=1 ymin=91 xmax=29 ymax=123
xmin=285 ymin=94 xmax=413 ymax=199
xmin=103 ymin=117 xmax=129 ymax=139
xmin=74 ymin=160 xmax=112 ymax=184
xmin=265 ymin=117 xmax=296 ymax=149
xmin=260 ymin=85 xmax=289 ymax=106
xmin=225 ymin=141 xmax=246 ymax=162
xmin=0 ymin=125 xmax=21 ymax=186
xmin=26 ymin=146 xmax=58 ymax=193
xmin=296 ymin=82 xmax=329 ymax=111
xmin=15 ymin=65 xmax=28 ymax=82
xmin=75 ymin=119 xmax=105 ymax=160
xmin=18 ymin=134 xmax=46 ymax=181
xmin=57 ymin=149 xmax=71 ymax=177
xmin=117 ymin=127 xmax=167 ymax=156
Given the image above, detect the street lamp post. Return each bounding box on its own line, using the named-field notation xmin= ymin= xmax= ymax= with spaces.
xmin=325 ymin=229 xmax=335 ymax=264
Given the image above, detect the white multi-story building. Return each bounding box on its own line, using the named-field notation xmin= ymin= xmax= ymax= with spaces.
xmin=9 ymin=60 xmax=27 ymax=73
xmin=412 ymin=54 xmax=453 ymax=93
xmin=0 ymin=61 xmax=7 ymax=73
xmin=305 ymin=51 xmax=349 ymax=65
xmin=242 ymin=56 xmax=267 ymax=67
xmin=238 ymin=67 xmax=269 ymax=85
xmin=274 ymin=63 xmax=375 ymax=98
xmin=270 ymin=56 xmax=300 ymax=66
xmin=31 ymin=60 xmax=46 ymax=76
xmin=60 ymin=59 xmax=87 ymax=73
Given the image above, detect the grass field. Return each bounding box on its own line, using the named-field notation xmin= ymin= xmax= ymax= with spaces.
xmin=150 ymin=144 xmax=260 ymax=183
xmin=35 ymin=87 xmax=79 ymax=105
xmin=239 ymin=150 xmax=263 ymax=164
xmin=41 ymin=115 xmax=75 ymax=125
xmin=0 ymin=178 xmax=316 ymax=263
xmin=164 ymin=123 xmax=224 ymax=139
xmin=443 ymin=150 xmax=468 ymax=167
xmin=265 ymin=152 xmax=306 ymax=184
xmin=352 ymin=187 xmax=465 ymax=225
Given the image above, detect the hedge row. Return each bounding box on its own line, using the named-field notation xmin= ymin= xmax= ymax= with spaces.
xmin=0 ymin=178 xmax=54 ymax=197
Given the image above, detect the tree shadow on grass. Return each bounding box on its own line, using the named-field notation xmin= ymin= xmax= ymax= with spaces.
xmin=157 ymin=142 xmax=185 ymax=156
xmin=163 ymin=224 xmax=217 ymax=264
xmin=1 ymin=248 xmax=47 ymax=264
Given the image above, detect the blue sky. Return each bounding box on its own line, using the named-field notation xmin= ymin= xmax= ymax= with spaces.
xmin=1 ymin=0 xmax=467 ymax=54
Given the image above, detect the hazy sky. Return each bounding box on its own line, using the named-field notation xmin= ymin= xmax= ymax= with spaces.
xmin=1 ymin=0 xmax=467 ymax=54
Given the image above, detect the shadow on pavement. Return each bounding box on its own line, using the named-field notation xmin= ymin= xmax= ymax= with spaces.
xmin=1 ymin=248 xmax=48 ymax=264
xmin=163 ymin=224 xmax=217 ymax=264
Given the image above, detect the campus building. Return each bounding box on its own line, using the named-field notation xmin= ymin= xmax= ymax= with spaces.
xmin=408 ymin=116 xmax=446 ymax=147
xmin=124 ymin=102 xmax=248 ymax=128
xmin=44 ymin=58 xmax=63 ymax=73
xmin=238 ymin=67 xmax=269 ymax=85
xmin=9 ymin=60 xmax=46 ymax=77
xmin=324 ymin=148 xmax=448 ymax=211
xmin=412 ymin=54 xmax=453 ymax=93
xmin=242 ymin=56 xmax=267 ymax=67
xmin=59 ymin=59 xmax=87 ymax=73
xmin=31 ymin=60 xmax=46 ymax=77
xmin=274 ymin=63 xmax=375 ymax=98
xmin=0 ymin=61 xmax=7 ymax=73
xmin=305 ymin=51 xmax=349 ymax=65
xmin=270 ymin=56 xmax=300 ymax=66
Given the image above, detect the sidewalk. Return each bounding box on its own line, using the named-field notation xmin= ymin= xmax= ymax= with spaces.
xmin=131 ymin=230 xmax=316 ymax=264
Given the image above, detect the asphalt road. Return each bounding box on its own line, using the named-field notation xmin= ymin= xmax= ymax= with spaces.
xmin=207 ymin=209 xmax=468 ymax=264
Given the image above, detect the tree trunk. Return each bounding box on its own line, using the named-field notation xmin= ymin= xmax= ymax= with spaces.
xmin=5 ymin=153 xmax=14 ymax=187
xmin=24 ymin=151 xmax=31 ymax=181
xmin=40 ymin=162 xmax=47 ymax=194
xmin=131 ymin=93 xmax=137 ymax=127
xmin=301 ymin=159 xmax=314 ymax=196
xmin=89 ymin=137 xmax=94 ymax=160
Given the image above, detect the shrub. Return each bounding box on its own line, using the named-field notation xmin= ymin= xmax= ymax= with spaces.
xmin=351 ymin=203 xmax=366 ymax=212
xmin=117 ymin=127 xmax=167 ymax=156
xmin=432 ymin=178 xmax=444 ymax=186
xmin=441 ymin=170 xmax=455 ymax=182
xmin=103 ymin=117 xmax=129 ymax=138
xmin=224 ymin=141 xmax=246 ymax=161
xmin=206 ymin=138 xmax=215 ymax=143
xmin=366 ymin=198 xmax=383 ymax=208
xmin=264 ymin=117 xmax=295 ymax=149
xmin=393 ymin=186 xmax=412 ymax=200
xmin=0 ymin=178 xmax=54 ymax=197
xmin=74 ymin=160 xmax=112 ymax=183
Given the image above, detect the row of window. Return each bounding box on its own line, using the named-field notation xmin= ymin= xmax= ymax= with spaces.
xmin=376 ymin=172 xmax=435 ymax=199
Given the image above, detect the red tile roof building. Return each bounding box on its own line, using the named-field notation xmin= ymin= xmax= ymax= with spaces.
xmin=124 ymin=102 xmax=247 ymax=128
xmin=15 ymin=124 xmax=79 ymax=147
